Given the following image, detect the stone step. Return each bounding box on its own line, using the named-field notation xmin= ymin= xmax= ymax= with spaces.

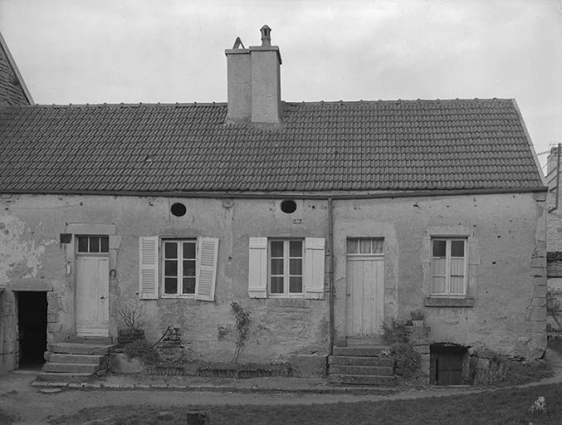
xmin=332 ymin=346 xmax=389 ymax=357
xmin=65 ymin=336 xmax=113 ymax=345
xmin=49 ymin=354 xmax=104 ymax=365
xmin=346 ymin=337 xmax=386 ymax=346
xmin=43 ymin=363 xmax=100 ymax=374
xmin=35 ymin=372 xmax=96 ymax=383
xmin=329 ymin=374 xmax=396 ymax=386
xmin=329 ymin=355 xmax=394 ymax=368
xmin=50 ymin=343 xmax=113 ymax=355
xmin=329 ymin=364 xmax=394 ymax=376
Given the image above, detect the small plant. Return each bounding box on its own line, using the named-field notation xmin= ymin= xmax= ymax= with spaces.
xmin=529 ymin=395 xmax=547 ymax=415
xmin=410 ymin=309 xmax=425 ymax=322
xmin=381 ymin=318 xmax=409 ymax=343
xmin=123 ymin=339 xmax=159 ymax=365
xmin=218 ymin=302 xmax=264 ymax=363
xmin=391 ymin=342 xmax=421 ymax=378
xmin=547 ymin=289 xmax=562 ymax=330
xmin=117 ymin=298 xmax=147 ymax=336
xmin=472 ymin=353 xmax=508 ymax=386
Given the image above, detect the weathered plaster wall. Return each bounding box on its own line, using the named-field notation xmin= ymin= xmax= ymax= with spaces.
xmin=0 ymin=194 xmax=329 ymax=368
xmin=333 ymin=192 xmax=546 ymax=360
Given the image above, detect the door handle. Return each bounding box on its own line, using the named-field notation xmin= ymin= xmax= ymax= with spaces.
xmin=100 ymin=296 xmax=105 ymax=300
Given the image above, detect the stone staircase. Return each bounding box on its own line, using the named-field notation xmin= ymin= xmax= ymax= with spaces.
xmin=36 ymin=337 xmax=114 ymax=382
xmin=328 ymin=338 xmax=396 ymax=386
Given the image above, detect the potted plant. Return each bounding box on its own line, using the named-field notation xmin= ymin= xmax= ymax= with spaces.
xmin=410 ymin=309 xmax=425 ymax=327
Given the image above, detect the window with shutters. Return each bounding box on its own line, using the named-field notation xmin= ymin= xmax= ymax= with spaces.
xmin=248 ymin=237 xmax=325 ymax=299
xmin=139 ymin=236 xmax=218 ymax=301
xmin=431 ymin=238 xmax=467 ymax=297
xmin=163 ymin=240 xmax=197 ymax=295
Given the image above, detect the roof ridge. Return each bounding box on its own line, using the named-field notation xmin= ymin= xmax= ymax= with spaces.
xmin=283 ymin=98 xmax=512 ymax=106
xmin=24 ymin=102 xmax=229 ymax=109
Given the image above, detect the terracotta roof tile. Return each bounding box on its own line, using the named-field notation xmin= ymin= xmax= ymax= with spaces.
xmin=0 ymin=99 xmax=544 ymax=193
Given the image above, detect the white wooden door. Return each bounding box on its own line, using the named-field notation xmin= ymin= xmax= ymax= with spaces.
xmin=346 ymin=255 xmax=385 ymax=336
xmin=76 ymin=256 xmax=109 ymax=337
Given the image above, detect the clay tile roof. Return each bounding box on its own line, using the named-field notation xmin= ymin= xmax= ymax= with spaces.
xmin=0 ymin=99 xmax=545 ymax=194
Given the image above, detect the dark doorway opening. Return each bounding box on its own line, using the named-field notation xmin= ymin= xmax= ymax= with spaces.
xmin=430 ymin=343 xmax=468 ymax=385
xmin=17 ymin=291 xmax=47 ymax=369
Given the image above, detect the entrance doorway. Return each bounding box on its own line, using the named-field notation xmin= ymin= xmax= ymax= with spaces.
xmin=17 ymin=291 xmax=47 ymax=369
xmin=430 ymin=343 xmax=468 ymax=385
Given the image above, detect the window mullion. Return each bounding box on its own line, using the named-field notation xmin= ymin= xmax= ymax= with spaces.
xmin=284 ymin=240 xmax=290 ymax=296
xmin=446 ymin=239 xmax=451 ymax=295
xmin=177 ymin=242 xmax=183 ymax=295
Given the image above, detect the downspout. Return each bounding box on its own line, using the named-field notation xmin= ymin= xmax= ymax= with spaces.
xmin=549 ymin=143 xmax=561 ymax=213
xmin=328 ymin=197 xmax=335 ymax=355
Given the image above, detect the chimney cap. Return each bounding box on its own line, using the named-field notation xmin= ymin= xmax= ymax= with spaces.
xmin=260 ymin=25 xmax=272 ymax=46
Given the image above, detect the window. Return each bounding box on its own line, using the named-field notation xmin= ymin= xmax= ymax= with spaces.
xmin=347 ymin=238 xmax=384 ymax=255
xmin=431 ymin=238 xmax=467 ymax=296
xmin=248 ymin=237 xmax=325 ymax=299
xmin=163 ymin=240 xmax=197 ymax=295
xmin=77 ymin=235 xmax=109 ymax=253
xmin=270 ymin=239 xmax=303 ymax=296
xmin=138 ymin=236 xmax=219 ymax=301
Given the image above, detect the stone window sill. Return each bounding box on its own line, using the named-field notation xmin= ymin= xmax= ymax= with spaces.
xmin=424 ymin=297 xmax=475 ymax=308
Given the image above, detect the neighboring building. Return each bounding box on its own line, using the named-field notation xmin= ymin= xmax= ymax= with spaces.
xmin=0 ymin=26 xmax=547 ymax=380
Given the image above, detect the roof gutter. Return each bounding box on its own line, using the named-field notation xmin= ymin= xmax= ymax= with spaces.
xmin=0 ymin=186 xmax=548 ymax=200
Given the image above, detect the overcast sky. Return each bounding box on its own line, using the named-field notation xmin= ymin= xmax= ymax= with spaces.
xmin=0 ymin=0 xmax=561 ymax=170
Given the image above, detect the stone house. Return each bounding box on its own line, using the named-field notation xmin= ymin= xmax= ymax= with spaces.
xmin=0 ymin=26 xmax=547 ymax=383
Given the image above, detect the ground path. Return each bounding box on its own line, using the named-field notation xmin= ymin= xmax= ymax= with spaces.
xmin=1 ymin=348 xmax=561 ymax=425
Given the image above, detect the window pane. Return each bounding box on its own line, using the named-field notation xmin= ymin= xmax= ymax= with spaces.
xmin=347 ymin=239 xmax=359 ymax=254
xmin=431 ymin=276 xmax=447 ymax=294
xmin=183 ymin=242 xmax=196 ymax=259
xmin=183 ymin=277 xmax=196 ymax=294
xmin=165 ymin=260 xmax=178 ymax=276
xmin=451 ymin=240 xmax=465 ymax=257
xmin=77 ymin=236 xmax=88 ymax=253
xmin=289 ymin=276 xmax=302 ymax=293
xmin=271 ymin=277 xmax=284 ymax=293
xmin=164 ymin=277 xmax=178 ymax=294
xmin=450 ymin=277 xmax=465 ymax=294
xmin=164 ymin=242 xmax=177 ymax=259
xmin=451 ymin=258 xmax=465 ymax=277
xmin=290 ymin=259 xmax=302 ymax=276
xmin=432 ymin=258 xmax=446 ymax=277
xmin=289 ymin=240 xmax=302 ymax=257
xmin=372 ymin=239 xmax=384 ymax=254
xmin=90 ymin=237 xmax=100 ymax=253
xmin=183 ymin=260 xmax=196 ymax=277
xmin=360 ymin=239 xmax=371 ymax=254
xmin=271 ymin=241 xmax=284 ymax=257
xmin=433 ymin=240 xmax=446 ymax=257
xmin=100 ymin=236 xmax=109 ymax=252
xmin=271 ymin=258 xmax=284 ymax=275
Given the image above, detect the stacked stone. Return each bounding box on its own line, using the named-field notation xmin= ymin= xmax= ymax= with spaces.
xmin=156 ymin=327 xmax=184 ymax=363
xmin=407 ymin=326 xmax=430 ymax=383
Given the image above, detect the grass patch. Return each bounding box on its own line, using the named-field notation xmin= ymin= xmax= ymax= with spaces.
xmin=49 ymin=383 xmax=562 ymax=425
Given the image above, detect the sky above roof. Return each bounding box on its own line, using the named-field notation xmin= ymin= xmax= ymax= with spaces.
xmin=0 ymin=0 xmax=561 ymax=171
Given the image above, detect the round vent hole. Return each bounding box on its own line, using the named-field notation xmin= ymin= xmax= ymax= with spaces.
xmin=280 ymin=200 xmax=297 ymax=214
xmin=171 ymin=203 xmax=187 ymax=217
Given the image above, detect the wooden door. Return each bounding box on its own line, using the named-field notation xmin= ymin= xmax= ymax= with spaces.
xmin=346 ymin=254 xmax=385 ymax=336
xmin=76 ymin=256 xmax=109 ymax=337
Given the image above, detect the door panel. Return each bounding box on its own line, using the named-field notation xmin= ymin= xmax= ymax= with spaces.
xmin=76 ymin=256 xmax=109 ymax=337
xmin=346 ymin=255 xmax=384 ymax=336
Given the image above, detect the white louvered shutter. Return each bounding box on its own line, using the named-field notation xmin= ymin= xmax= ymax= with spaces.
xmin=304 ymin=237 xmax=325 ymax=299
xmin=248 ymin=237 xmax=267 ymax=298
xmin=139 ymin=236 xmax=159 ymax=300
xmin=195 ymin=237 xmax=219 ymax=302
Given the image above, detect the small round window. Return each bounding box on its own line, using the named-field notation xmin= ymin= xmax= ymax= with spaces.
xmin=171 ymin=202 xmax=187 ymax=217
xmin=280 ymin=200 xmax=297 ymax=214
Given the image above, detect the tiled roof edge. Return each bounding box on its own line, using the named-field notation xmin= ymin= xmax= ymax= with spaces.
xmin=11 ymin=97 xmax=513 ymax=109
xmin=510 ymin=98 xmax=547 ymax=186
xmin=0 ymin=186 xmax=548 ymax=200
xmin=0 ymin=30 xmax=34 ymax=105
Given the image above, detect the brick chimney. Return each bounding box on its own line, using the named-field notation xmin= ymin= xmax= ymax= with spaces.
xmin=225 ymin=25 xmax=282 ymax=125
